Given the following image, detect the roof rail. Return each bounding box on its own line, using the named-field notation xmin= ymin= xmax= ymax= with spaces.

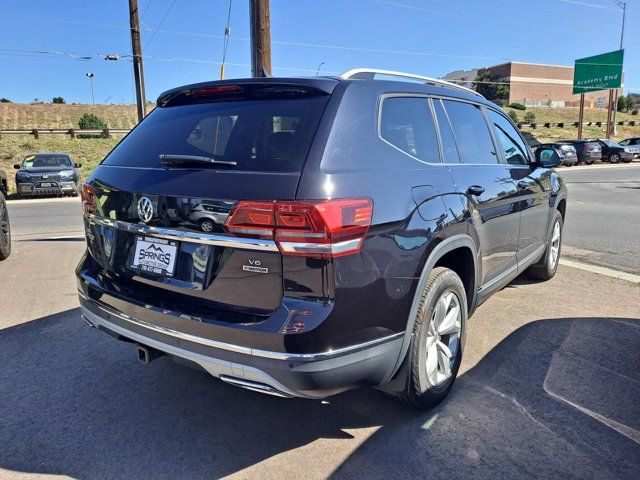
xmin=339 ymin=68 xmax=483 ymax=98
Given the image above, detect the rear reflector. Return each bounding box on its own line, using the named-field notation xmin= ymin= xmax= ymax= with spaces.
xmin=81 ymin=183 xmax=97 ymax=215
xmin=224 ymin=198 xmax=373 ymax=257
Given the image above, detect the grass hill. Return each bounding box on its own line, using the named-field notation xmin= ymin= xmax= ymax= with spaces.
xmin=0 ymin=102 xmax=154 ymax=130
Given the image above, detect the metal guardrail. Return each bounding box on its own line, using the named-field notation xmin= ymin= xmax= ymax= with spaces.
xmin=0 ymin=128 xmax=130 ymax=139
xmin=0 ymin=120 xmax=637 ymax=138
xmin=517 ymin=120 xmax=637 ymax=129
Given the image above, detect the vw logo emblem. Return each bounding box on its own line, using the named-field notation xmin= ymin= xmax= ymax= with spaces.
xmin=137 ymin=197 xmax=154 ymax=223
xmin=42 ymin=174 xmax=48 ymax=179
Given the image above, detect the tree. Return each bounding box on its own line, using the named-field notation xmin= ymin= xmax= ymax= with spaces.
xmin=524 ymin=111 xmax=536 ymax=124
xmin=473 ymin=71 xmax=509 ymax=102
xmin=0 ymin=98 xmax=10 ymax=103
xmin=78 ymin=112 xmax=107 ymax=129
xmin=617 ymin=94 xmax=628 ymax=112
xmin=508 ymin=110 xmax=519 ymax=123
xmin=52 ymin=97 xmax=66 ymax=104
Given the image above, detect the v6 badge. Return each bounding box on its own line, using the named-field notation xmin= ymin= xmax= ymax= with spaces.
xmin=242 ymin=259 xmax=269 ymax=274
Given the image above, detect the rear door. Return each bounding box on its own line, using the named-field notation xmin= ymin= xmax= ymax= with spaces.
xmin=84 ymin=83 xmax=331 ymax=316
xmin=434 ymin=98 xmax=521 ymax=287
xmin=485 ymin=108 xmax=550 ymax=262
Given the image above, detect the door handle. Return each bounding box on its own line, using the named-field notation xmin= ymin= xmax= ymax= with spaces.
xmin=467 ymin=185 xmax=485 ymax=196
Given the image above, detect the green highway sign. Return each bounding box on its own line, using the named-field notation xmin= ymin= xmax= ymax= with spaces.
xmin=573 ymin=50 xmax=624 ymax=94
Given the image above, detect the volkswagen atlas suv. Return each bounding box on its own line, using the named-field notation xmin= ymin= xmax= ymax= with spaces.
xmin=77 ymin=69 xmax=567 ymax=408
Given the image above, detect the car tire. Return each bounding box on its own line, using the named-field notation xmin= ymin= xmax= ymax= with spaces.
xmin=0 ymin=193 xmax=11 ymax=261
xmin=199 ymin=218 xmax=215 ymax=233
xmin=390 ymin=267 xmax=467 ymax=409
xmin=526 ymin=211 xmax=563 ymax=281
xmin=621 ymin=158 xmax=632 ymax=163
xmin=609 ymin=153 xmax=621 ymax=164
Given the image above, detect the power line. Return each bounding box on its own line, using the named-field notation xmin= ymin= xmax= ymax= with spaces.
xmin=489 ymin=0 xmax=622 ymax=26
xmin=144 ymin=0 xmax=177 ymax=50
xmin=140 ymin=0 xmax=152 ymax=21
xmin=373 ymin=0 xmax=638 ymax=44
xmin=0 ymin=13 xmax=507 ymax=61
xmin=557 ymin=0 xmax=618 ymax=11
xmin=420 ymin=0 xmax=616 ymax=33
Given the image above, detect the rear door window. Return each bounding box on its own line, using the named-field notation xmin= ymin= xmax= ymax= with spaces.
xmin=442 ymin=100 xmax=498 ymax=165
xmin=103 ymin=95 xmax=329 ymax=172
xmin=380 ymin=97 xmax=439 ymax=163
xmin=486 ymin=110 xmax=530 ymax=165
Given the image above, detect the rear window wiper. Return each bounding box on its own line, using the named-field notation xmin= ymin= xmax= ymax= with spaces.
xmin=159 ymin=154 xmax=237 ymax=167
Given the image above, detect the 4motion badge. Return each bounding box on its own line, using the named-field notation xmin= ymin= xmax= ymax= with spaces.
xmin=242 ymin=259 xmax=269 ymax=274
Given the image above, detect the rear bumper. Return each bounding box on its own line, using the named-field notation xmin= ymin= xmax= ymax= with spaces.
xmin=79 ymin=294 xmax=403 ymax=399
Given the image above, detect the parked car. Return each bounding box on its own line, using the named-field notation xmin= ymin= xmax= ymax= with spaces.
xmin=0 ymin=169 xmax=7 ymax=197
xmin=77 ymin=69 xmax=567 ymax=408
xmin=586 ymin=138 xmax=634 ymax=163
xmin=618 ymin=137 xmax=640 ymax=159
xmin=535 ymin=142 xmax=578 ymax=167
xmin=563 ymin=140 xmax=601 ymax=164
xmin=0 ymin=189 xmax=10 ymax=260
xmin=619 ymin=136 xmax=640 ymax=146
xmin=14 ymin=153 xmax=81 ymax=198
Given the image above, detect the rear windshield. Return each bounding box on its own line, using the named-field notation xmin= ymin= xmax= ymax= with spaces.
xmin=103 ymin=96 xmax=329 ymax=172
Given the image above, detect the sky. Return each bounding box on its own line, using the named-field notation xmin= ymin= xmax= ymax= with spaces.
xmin=0 ymin=0 xmax=638 ymax=104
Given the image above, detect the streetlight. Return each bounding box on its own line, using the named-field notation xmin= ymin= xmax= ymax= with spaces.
xmin=611 ymin=0 xmax=626 ymax=135
xmin=85 ymin=73 xmax=95 ymax=105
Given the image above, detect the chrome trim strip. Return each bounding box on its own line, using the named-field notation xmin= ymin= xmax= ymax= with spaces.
xmin=478 ymin=244 xmax=545 ymax=293
xmin=87 ymin=214 xmax=279 ymax=252
xmin=80 ymin=295 xmax=403 ymax=362
xmin=219 ymin=376 xmax=292 ymax=398
xmin=340 ymin=68 xmax=483 ymax=97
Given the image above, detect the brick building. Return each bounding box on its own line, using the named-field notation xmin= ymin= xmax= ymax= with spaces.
xmin=444 ymin=62 xmax=623 ymax=108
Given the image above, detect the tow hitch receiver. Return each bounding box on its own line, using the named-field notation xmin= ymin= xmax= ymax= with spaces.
xmin=136 ymin=344 xmax=164 ymax=364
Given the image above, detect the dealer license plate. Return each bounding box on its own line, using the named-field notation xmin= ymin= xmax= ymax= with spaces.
xmin=130 ymin=236 xmax=178 ymax=277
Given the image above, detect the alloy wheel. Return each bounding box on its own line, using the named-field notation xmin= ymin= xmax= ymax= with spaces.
xmin=548 ymin=220 xmax=561 ymax=270
xmin=425 ymin=291 xmax=462 ymax=387
xmin=201 ymin=220 xmax=214 ymax=233
xmin=610 ymin=154 xmax=620 ymax=163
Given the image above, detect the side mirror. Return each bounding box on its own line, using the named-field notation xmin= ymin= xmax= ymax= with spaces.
xmin=535 ymin=148 xmax=560 ymax=168
xmin=74 ymin=162 xmax=82 ymax=168
xmin=13 ymin=164 xmax=20 ymax=169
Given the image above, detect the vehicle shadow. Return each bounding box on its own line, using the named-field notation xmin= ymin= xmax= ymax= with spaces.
xmin=0 ymin=310 xmax=638 ymax=479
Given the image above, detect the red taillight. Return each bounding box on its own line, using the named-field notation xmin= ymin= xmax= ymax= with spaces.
xmin=224 ymin=201 xmax=274 ymax=239
xmin=81 ymin=183 xmax=97 ymax=215
xmin=224 ymin=198 xmax=373 ymax=257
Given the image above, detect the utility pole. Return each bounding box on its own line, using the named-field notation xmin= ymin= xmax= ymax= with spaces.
xmin=129 ymin=0 xmax=147 ymax=122
xmin=249 ymin=0 xmax=271 ymax=77
xmin=85 ymin=73 xmax=95 ymax=105
xmin=611 ymin=0 xmax=626 ymax=136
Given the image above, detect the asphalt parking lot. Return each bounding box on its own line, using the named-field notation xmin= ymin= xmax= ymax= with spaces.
xmin=1 ymin=164 xmax=639 ymax=479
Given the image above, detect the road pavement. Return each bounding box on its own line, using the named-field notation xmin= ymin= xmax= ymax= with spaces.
xmin=0 ymin=238 xmax=638 ymax=479
xmin=1 ymin=170 xmax=639 ymax=479
xmin=559 ymin=163 xmax=640 ymax=274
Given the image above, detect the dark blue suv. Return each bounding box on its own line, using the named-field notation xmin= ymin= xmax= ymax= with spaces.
xmin=77 ymin=69 xmax=567 ymax=408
